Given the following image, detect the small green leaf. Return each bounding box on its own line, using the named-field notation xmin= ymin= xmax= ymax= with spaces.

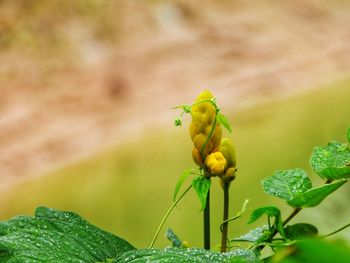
xmin=310 ymin=141 xmax=350 ymax=180
xmin=284 ymin=223 xmax=318 ymax=240
xmin=248 ymin=206 xmax=285 ymax=238
xmin=114 ymin=247 xmax=258 ymax=262
xmin=347 ymin=128 xmax=350 ymax=143
xmin=173 ymin=169 xmax=193 ymax=201
xmin=287 ymin=180 xmax=347 ymax=208
xmin=232 ymin=225 xmax=270 ymax=243
xmin=217 ymin=113 xmax=232 ymax=133
xmin=261 ymin=169 xmax=312 ymax=201
xmin=248 ymin=206 xmax=281 ymax=224
xmin=166 ymin=228 xmax=183 ymax=248
xmin=0 ymin=207 xmax=135 ymax=262
xmin=192 ymin=176 xmax=211 ymax=210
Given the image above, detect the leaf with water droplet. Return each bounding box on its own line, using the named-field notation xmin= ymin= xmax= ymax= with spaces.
xmin=261 ymin=169 xmax=312 ymax=201
xmin=113 ymin=247 xmax=258 ymax=262
xmin=232 ymin=225 xmax=270 ymax=243
xmin=310 ymin=140 xmax=350 ymax=180
xmin=287 ymin=180 xmax=347 ymax=208
xmin=0 ymin=207 xmax=135 ymax=262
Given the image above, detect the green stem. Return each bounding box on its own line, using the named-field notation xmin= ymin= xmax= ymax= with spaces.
xmin=282 ymin=207 xmax=301 ymax=227
xmin=221 ymin=183 xmax=230 ymax=252
xmin=201 ymin=115 xmax=218 ymax=160
xmin=204 ymin=188 xmax=211 ymax=249
xmin=321 ymin=222 xmax=350 ymax=238
xmin=149 ymin=185 xmax=192 ymax=248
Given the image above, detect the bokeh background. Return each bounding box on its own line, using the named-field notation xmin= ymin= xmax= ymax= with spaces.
xmin=1 ymin=0 xmax=350 ymax=249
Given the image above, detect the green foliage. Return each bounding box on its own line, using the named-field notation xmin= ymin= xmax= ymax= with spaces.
xmin=0 ymin=207 xmax=135 ymax=263
xmin=347 ymin=128 xmax=350 ymax=143
xmin=0 ymin=207 xmax=259 ymax=262
xmin=248 ymin=206 xmax=280 ymax=224
xmin=310 ymin=141 xmax=350 ymax=180
xmin=173 ymin=169 xmax=194 ymax=201
xmin=262 ymin=168 xmax=347 ymax=208
xmin=233 ymin=225 xmax=269 ymax=243
xmin=217 ymin=113 xmax=232 ymax=133
xmin=114 ymin=247 xmax=258 ymax=263
xmin=192 ymin=176 xmax=211 ymax=210
xmin=248 ymin=206 xmax=284 ymax=238
xmin=261 ymin=169 xmax=312 ymax=201
xmin=284 ymin=223 xmax=318 ymax=241
xmin=240 ymin=129 xmax=349 ymax=256
xmin=287 ymin=180 xmax=346 ymax=208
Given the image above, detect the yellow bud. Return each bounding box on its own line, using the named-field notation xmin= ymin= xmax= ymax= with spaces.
xmin=195 ymin=90 xmax=214 ymax=101
xmin=205 ymin=152 xmax=227 ymax=176
xmin=182 ymin=240 xmax=190 ymax=248
xmin=193 ymin=133 xmax=214 ymax=157
xmin=192 ymin=147 xmax=203 ymax=167
xmin=211 ymin=125 xmax=222 ymax=148
xmin=219 ymin=138 xmax=236 ymax=169
xmin=189 ymin=90 xmax=222 ymax=166
xmin=220 ymin=167 xmax=236 ymax=189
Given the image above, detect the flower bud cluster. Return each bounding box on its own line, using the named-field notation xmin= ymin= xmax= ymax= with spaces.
xmin=189 ymin=91 xmax=236 ymax=184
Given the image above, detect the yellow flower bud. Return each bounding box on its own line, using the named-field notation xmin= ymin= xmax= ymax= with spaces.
xmin=218 ymin=138 xmax=237 ymax=188
xmin=182 ymin=240 xmax=190 ymax=248
xmin=219 ymin=138 xmax=236 ymax=170
xmin=193 ymin=133 xmax=214 ymax=157
xmin=189 ymin=90 xmax=222 ymax=165
xmin=192 ymin=147 xmax=203 ymax=167
xmin=205 ymin=152 xmax=227 ymax=176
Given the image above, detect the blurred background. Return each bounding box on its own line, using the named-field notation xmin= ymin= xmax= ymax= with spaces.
xmin=0 ymin=0 xmax=350 ymax=249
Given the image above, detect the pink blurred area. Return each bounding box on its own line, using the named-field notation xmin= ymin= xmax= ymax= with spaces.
xmin=1 ymin=0 xmax=350 ymax=188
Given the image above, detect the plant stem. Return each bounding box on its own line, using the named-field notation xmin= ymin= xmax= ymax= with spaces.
xmin=221 ymin=183 xmax=230 ymax=252
xmin=321 ymin=222 xmax=350 ymax=238
xmin=282 ymin=207 xmax=301 ymax=226
xmin=149 ymin=185 xmax=192 ymax=248
xmin=204 ymin=188 xmax=211 ymax=250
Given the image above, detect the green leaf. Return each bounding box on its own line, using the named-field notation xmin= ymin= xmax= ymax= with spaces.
xmin=114 ymin=247 xmax=258 ymax=262
xmin=248 ymin=206 xmax=285 ymax=238
xmin=192 ymin=176 xmax=211 ymax=210
xmin=248 ymin=206 xmax=280 ymax=224
xmin=261 ymin=169 xmax=312 ymax=201
xmin=217 ymin=113 xmax=232 ymax=133
xmin=287 ymin=180 xmax=347 ymax=208
xmin=166 ymin=228 xmax=183 ymax=248
xmin=0 ymin=207 xmax=135 ymax=263
xmin=310 ymin=141 xmax=350 ymax=180
xmin=347 ymin=128 xmax=350 ymax=143
xmin=173 ymin=169 xmax=193 ymax=201
xmin=232 ymin=225 xmax=269 ymax=243
xmin=284 ymin=223 xmax=318 ymax=240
